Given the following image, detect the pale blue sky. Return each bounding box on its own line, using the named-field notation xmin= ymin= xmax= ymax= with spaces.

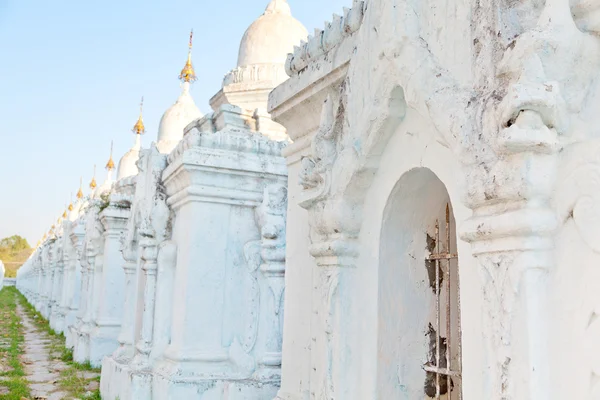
xmin=0 ymin=0 xmax=350 ymax=245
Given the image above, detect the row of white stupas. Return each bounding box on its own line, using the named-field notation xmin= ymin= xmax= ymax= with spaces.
xmin=16 ymin=0 xmax=600 ymax=397
xmin=17 ymin=1 xmax=307 ymax=398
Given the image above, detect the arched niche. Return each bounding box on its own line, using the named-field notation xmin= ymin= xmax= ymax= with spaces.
xmin=377 ymin=167 xmax=462 ymax=399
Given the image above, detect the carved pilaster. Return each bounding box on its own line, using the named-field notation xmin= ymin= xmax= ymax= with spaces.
xmin=112 ymin=183 xmax=139 ymax=361
xmin=114 ymin=248 xmax=138 ymax=361
xmin=252 ymin=184 xmax=288 ymax=379
xmin=96 ymin=206 xmax=129 ymax=326
xmin=132 ymin=238 xmax=159 ymax=369
xmin=296 ymin=92 xmax=359 ymax=400
xmin=460 ymin=18 xmax=565 ymax=396
xmin=125 ymin=146 xmax=170 ymax=374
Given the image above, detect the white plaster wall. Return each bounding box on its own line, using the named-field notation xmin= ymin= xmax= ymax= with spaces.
xmin=553 ymin=220 xmax=595 ymax=399
xmin=416 ymin=0 xmax=472 ymax=86
xmin=277 ymin=149 xmax=315 ymax=400
xmin=165 ymin=200 xmax=264 ymax=368
xmin=348 ymin=109 xmax=483 ymax=399
xmin=552 ymin=139 xmax=600 ymax=399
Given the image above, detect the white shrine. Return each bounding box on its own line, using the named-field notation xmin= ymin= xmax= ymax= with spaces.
xmin=15 ymin=0 xmax=600 ymax=398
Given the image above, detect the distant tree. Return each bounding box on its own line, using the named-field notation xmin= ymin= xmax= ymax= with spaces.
xmin=0 ymin=235 xmax=30 ymax=252
xmin=0 ymin=235 xmax=33 ymax=277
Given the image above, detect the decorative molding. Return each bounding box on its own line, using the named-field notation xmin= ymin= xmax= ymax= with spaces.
xmin=223 ymin=63 xmax=287 ymax=87
xmin=298 ymin=95 xmax=337 ymax=207
xmin=285 ymin=0 xmax=365 ymax=76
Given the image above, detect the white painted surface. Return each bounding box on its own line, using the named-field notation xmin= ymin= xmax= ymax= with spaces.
xmin=267 ymin=0 xmax=600 ymax=398
xmin=156 ymin=82 xmax=203 ymax=154
xmin=237 ymin=0 xmax=307 ymax=68
xmin=117 ymin=135 xmax=141 ymax=181
xmin=16 ymin=0 xmax=600 ymax=398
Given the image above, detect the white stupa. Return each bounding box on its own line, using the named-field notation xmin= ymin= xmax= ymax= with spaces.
xmin=156 ymin=30 xmax=203 ymax=154
xmin=210 ymin=0 xmax=308 ymax=113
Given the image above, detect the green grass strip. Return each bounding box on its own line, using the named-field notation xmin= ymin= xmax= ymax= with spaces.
xmin=0 ymin=286 xmax=31 ymax=400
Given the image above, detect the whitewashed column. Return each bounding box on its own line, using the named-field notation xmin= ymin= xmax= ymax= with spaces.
xmin=66 ymin=223 xmax=85 ymax=348
xmin=112 ymin=247 xmax=138 ymax=361
xmin=88 ymin=206 xmax=129 ymax=366
xmin=50 ymin=255 xmax=65 ymax=331
xmin=73 ymin=246 xmax=93 ymax=362
xmin=43 ymin=244 xmax=55 ymax=319
xmin=58 ymin=226 xmax=73 ymax=335
xmin=253 ymin=185 xmax=287 ymax=379
xmin=149 ymin=240 xmax=177 ymax=362
xmin=131 ymin=239 xmax=159 ymax=368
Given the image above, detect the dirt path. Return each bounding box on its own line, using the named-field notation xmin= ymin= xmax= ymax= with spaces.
xmin=0 ymin=287 xmax=100 ymax=400
xmin=17 ymin=303 xmax=70 ymax=400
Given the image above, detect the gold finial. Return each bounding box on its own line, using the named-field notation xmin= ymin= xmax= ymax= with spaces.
xmin=62 ymin=208 xmax=67 ymax=219
xmin=90 ymin=165 xmax=97 ymax=189
xmin=132 ymin=97 xmax=146 ymax=135
xmin=106 ymin=141 xmax=115 ymax=171
xmin=42 ymin=233 xmax=47 ymax=241
xmin=68 ymin=192 xmax=74 ymax=211
xmin=77 ymin=177 xmax=84 ymax=199
xmin=179 ymin=29 xmax=197 ymax=83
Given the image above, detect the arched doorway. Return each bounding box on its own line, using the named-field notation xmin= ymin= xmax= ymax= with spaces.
xmin=377 ymin=168 xmax=462 ymax=399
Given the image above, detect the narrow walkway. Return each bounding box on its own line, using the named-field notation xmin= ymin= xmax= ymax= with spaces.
xmin=18 ymin=302 xmax=70 ymax=400
xmin=0 ymin=287 xmax=100 ymax=400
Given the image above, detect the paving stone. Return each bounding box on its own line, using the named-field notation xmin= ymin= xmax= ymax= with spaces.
xmin=49 ymin=362 xmax=69 ymax=372
xmin=86 ymin=380 xmax=100 ymax=391
xmin=30 ymin=381 xmax=56 ymax=393
xmin=28 ymin=371 xmax=60 ymax=382
xmin=47 ymin=392 xmax=69 ymax=400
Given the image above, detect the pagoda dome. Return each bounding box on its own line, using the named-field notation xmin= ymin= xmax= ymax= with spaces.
xmin=237 ymin=0 xmax=308 ymax=68
xmin=117 ymin=145 xmax=140 ymax=181
xmin=156 ymin=82 xmax=203 ymax=154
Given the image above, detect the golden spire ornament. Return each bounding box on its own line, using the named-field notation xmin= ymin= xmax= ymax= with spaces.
xmin=132 ymin=97 xmax=146 ymax=135
xmin=90 ymin=165 xmax=97 ymax=190
xmin=105 ymin=141 xmax=115 ymax=171
xmin=77 ymin=177 xmax=84 ymax=199
xmin=179 ymin=29 xmax=197 ymax=83
xmin=68 ymin=192 xmax=74 ymax=211
xmin=62 ymin=208 xmax=67 ymax=219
